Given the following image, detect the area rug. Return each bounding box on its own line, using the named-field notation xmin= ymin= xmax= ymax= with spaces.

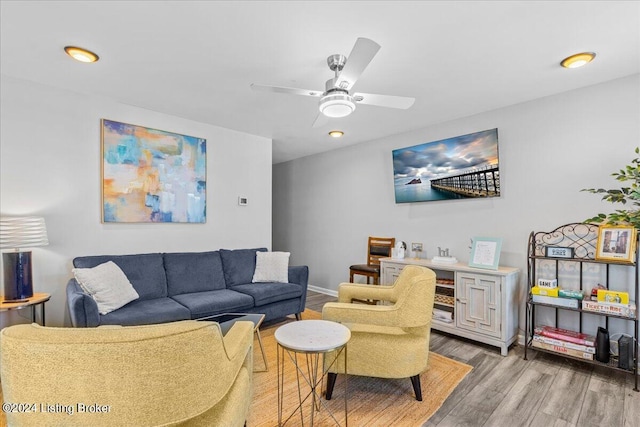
xmin=248 ymin=309 xmax=472 ymax=426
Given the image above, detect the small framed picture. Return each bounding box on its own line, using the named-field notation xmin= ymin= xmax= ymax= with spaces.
xmin=595 ymin=225 xmax=637 ymax=263
xmin=545 ymin=246 xmax=574 ymax=259
xmin=469 ymin=237 xmax=502 ymax=270
xmin=411 ymin=242 xmax=423 ymax=252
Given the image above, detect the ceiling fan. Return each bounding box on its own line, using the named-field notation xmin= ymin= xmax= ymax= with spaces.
xmin=251 ymin=37 xmax=415 ymax=127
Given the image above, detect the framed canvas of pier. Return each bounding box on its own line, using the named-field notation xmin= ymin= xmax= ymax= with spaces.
xmin=101 ymin=119 xmax=207 ymax=223
xmin=392 ymin=128 xmax=500 ymax=203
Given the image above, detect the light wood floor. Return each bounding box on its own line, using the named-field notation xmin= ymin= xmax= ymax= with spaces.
xmin=304 ymin=290 xmax=640 ymax=427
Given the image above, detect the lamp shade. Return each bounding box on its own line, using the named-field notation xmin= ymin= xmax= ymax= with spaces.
xmin=0 ymin=217 xmax=49 ymax=250
xmin=0 ymin=216 xmax=48 ymax=302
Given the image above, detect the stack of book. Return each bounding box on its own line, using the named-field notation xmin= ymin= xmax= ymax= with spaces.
xmin=531 ymin=286 xmax=583 ymax=308
xmin=532 ymin=326 xmax=595 ymax=360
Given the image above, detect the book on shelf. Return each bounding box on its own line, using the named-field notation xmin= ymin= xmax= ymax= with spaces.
xmin=532 ymin=334 xmax=596 ymax=354
xmin=531 ymin=294 xmax=579 ymax=308
xmin=530 ymin=339 xmax=594 ymax=360
xmin=581 ymin=300 xmax=637 ymax=318
xmin=558 ymin=289 xmax=585 ymax=300
xmin=531 ymin=286 xmax=559 ymax=297
xmin=535 ymin=326 xmax=595 ymax=347
xmin=596 ymin=289 xmax=630 ymax=305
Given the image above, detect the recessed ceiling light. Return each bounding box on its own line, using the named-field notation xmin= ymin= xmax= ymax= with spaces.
xmin=328 ymin=130 xmax=344 ymax=138
xmin=64 ymin=46 xmax=99 ymax=63
xmin=560 ymin=52 xmax=595 ymax=69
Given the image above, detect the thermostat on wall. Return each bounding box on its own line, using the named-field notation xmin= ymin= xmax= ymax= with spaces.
xmin=238 ymin=197 xmax=248 ymax=206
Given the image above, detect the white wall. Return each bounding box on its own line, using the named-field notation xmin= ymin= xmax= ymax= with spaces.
xmin=0 ymin=75 xmax=273 ymax=327
xmin=273 ymin=74 xmax=640 ymax=335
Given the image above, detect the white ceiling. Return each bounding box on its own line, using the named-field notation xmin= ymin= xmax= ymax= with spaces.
xmin=1 ymin=1 xmax=639 ymax=164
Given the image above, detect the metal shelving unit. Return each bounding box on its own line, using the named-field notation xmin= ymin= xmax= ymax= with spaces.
xmin=524 ymin=223 xmax=639 ymax=391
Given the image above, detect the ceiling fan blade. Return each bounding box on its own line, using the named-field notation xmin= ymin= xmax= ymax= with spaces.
xmin=334 ymin=38 xmax=381 ymax=91
xmin=353 ymin=92 xmax=415 ymax=109
xmin=312 ymin=113 xmax=329 ymax=128
xmin=250 ymin=83 xmax=323 ymax=98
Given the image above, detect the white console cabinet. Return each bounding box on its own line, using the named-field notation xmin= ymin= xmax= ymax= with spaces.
xmin=380 ymin=257 xmax=520 ymax=356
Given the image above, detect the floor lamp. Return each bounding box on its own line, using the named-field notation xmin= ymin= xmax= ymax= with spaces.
xmin=0 ymin=217 xmax=49 ymax=302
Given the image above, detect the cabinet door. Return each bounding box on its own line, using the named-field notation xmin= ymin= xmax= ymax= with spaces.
xmin=455 ymin=272 xmax=501 ymax=338
xmin=381 ymin=263 xmax=402 ymax=285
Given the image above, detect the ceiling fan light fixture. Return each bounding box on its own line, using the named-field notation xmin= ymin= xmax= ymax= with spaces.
xmin=560 ymin=52 xmax=595 ymax=69
xmin=319 ymin=93 xmax=356 ymax=118
xmin=64 ymin=46 xmax=99 ymax=63
xmin=328 ymin=130 xmax=344 ymax=138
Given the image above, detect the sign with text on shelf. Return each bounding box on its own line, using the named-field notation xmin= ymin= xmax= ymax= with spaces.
xmin=544 ymin=246 xmax=574 ymax=258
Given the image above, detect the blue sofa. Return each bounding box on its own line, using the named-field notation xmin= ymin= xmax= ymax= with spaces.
xmin=66 ymin=248 xmax=309 ymax=327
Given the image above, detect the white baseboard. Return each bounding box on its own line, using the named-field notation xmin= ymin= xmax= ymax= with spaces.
xmin=307 ymin=284 xmax=338 ymax=298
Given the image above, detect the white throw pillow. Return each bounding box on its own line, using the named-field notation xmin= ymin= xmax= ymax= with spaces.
xmin=252 ymin=251 xmax=290 ymax=283
xmin=73 ymin=261 xmax=139 ymax=315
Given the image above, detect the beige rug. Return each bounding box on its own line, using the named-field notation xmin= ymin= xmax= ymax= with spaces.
xmin=248 ymin=310 xmax=472 ymax=426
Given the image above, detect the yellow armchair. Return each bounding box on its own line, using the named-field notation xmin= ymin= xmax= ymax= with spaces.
xmin=1 ymin=320 xmax=253 ymax=426
xmin=322 ymin=265 xmax=436 ymax=401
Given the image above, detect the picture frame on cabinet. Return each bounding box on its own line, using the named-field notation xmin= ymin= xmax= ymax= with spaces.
xmin=595 ymin=225 xmax=637 ymax=263
xmin=469 ymin=237 xmax=502 ymax=270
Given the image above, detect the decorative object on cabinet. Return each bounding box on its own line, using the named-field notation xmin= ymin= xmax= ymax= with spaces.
xmin=393 ymin=241 xmax=407 ymax=259
xmin=411 ymin=242 xmax=423 ymax=258
xmin=524 ymin=222 xmax=638 ymax=392
xmin=392 ymin=128 xmax=500 ymax=204
xmin=432 ymin=247 xmax=458 ymax=264
xmin=101 ymin=119 xmax=207 ymax=224
xmin=582 ymin=146 xmax=640 ymax=229
xmin=349 ymin=236 xmax=395 ymax=285
xmin=0 ymin=217 xmax=49 ymax=302
xmin=595 ymin=225 xmax=636 ymax=263
xmin=380 ymin=257 xmax=519 ymax=356
xmin=468 ymin=237 xmax=502 ymax=270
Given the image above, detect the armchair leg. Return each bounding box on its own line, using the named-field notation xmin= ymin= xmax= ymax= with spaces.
xmin=295 ymin=312 xmax=302 ymax=321
xmin=410 ymin=374 xmax=422 ymax=401
xmin=325 ymin=372 xmax=338 ymax=400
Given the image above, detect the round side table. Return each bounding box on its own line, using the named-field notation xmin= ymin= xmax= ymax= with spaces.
xmin=275 ymin=319 xmax=350 ymax=426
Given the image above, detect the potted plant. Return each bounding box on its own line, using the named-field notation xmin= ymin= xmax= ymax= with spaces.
xmin=582 ymin=147 xmax=640 ymax=229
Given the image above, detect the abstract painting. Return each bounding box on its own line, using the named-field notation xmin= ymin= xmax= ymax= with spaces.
xmin=392 ymin=128 xmax=500 ymax=203
xmin=101 ymin=119 xmax=206 ymax=223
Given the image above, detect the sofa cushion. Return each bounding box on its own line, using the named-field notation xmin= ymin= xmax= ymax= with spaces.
xmin=230 ymin=282 xmax=303 ymax=307
xmin=171 ymin=290 xmax=254 ymax=318
xmin=252 ymin=251 xmax=290 ymax=283
xmin=72 ymin=261 xmax=140 ymax=315
xmin=219 ymin=248 xmax=267 ymax=286
xmin=164 ymin=252 xmax=226 ymax=296
xmin=99 ymin=298 xmax=191 ymax=326
xmin=73 ymin=253 xmax=167 ymax=301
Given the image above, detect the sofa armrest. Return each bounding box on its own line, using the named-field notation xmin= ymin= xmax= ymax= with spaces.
xmin=288 ymin=265 xmax=309 ymax=313
xmin=323 ymin=302 xmax=402 ymax=328
xmin=66 ymin=279 xmax=100 ymax=327
xmin=336 ymin=282 xmax=396 ymax=303
xmin=288 ymin=265 xmax=309 ymax=287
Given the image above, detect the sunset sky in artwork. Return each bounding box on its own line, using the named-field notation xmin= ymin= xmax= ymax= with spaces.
xmin=393 ymin=128 xmax=499 ymax=181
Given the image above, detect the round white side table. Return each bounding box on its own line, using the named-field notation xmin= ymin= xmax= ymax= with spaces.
xmin=275 ymin=319 xmax=351 ymax=426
